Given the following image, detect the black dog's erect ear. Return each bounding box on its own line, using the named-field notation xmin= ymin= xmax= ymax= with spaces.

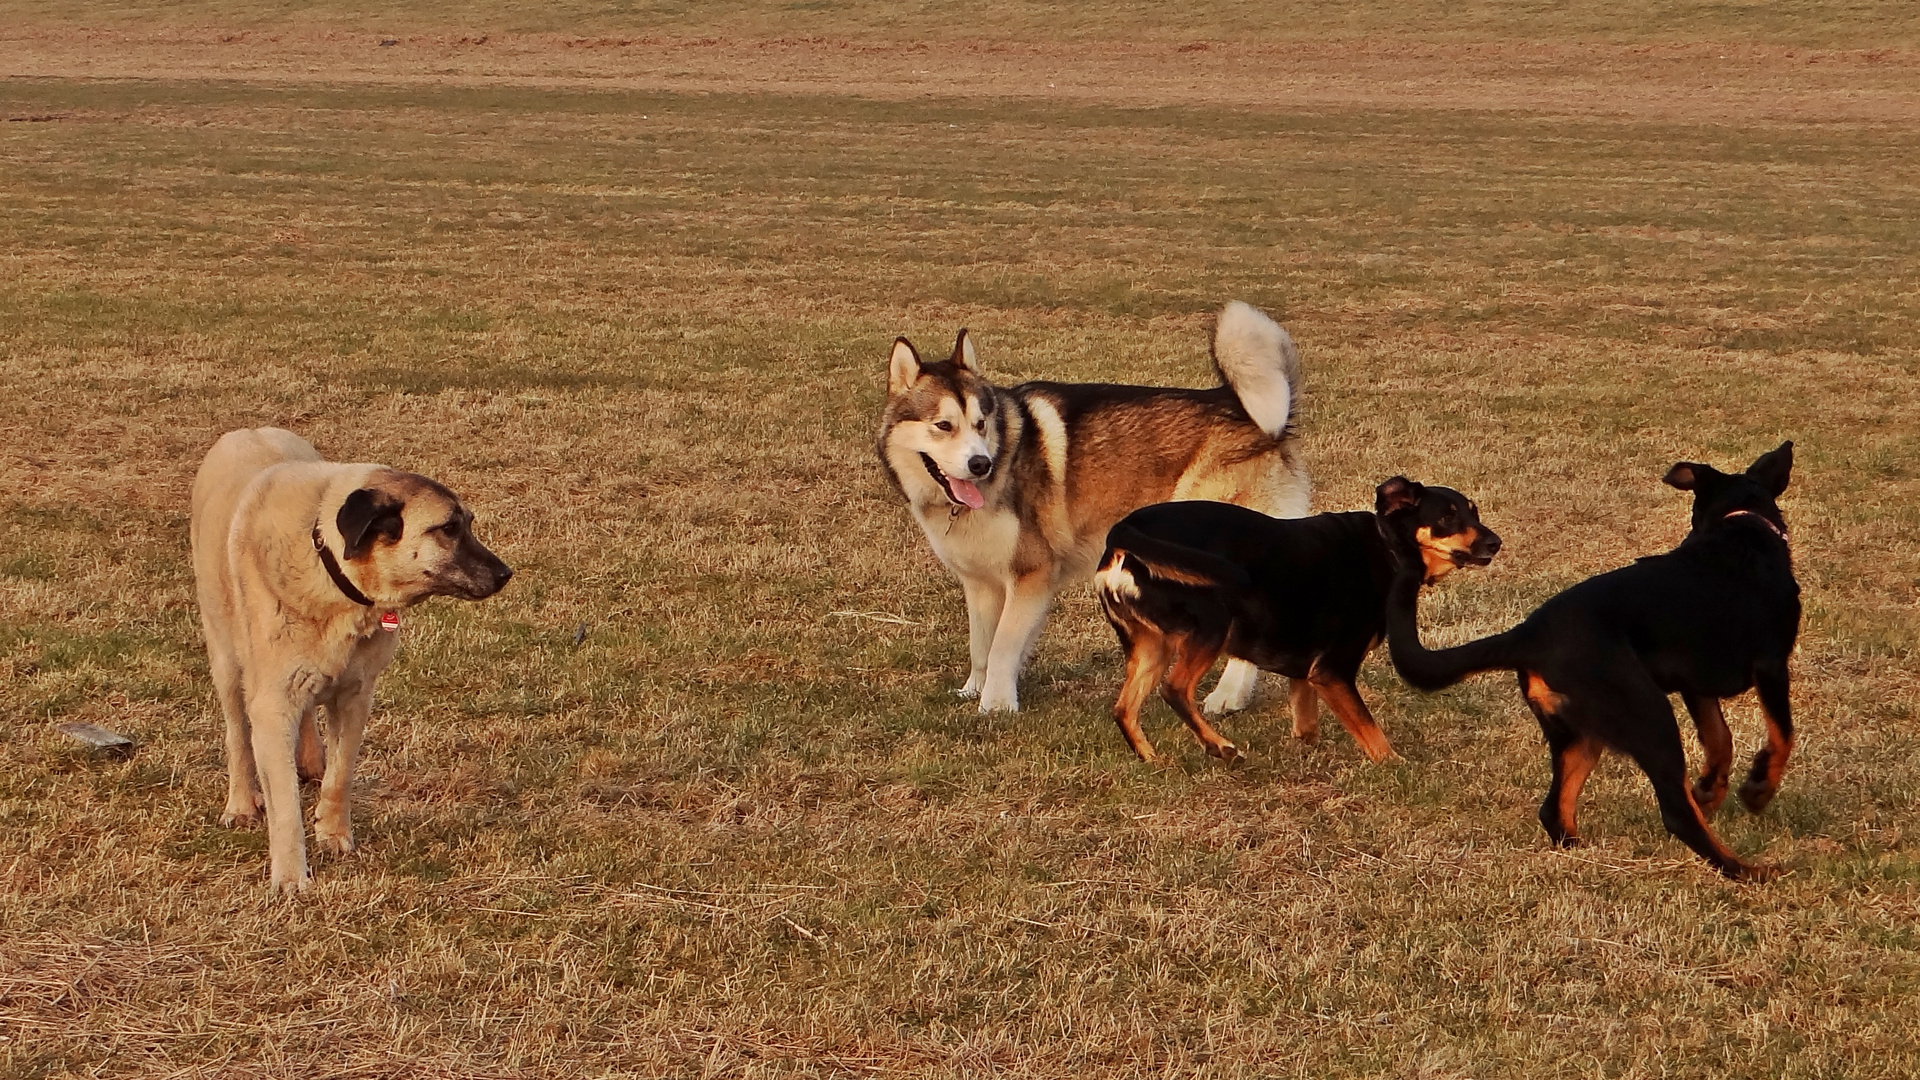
xmin=1375 ymin=476 xmax=1423 ymax=516
xmin=1663 ymin=462 xmax=1709 ymax=491
xmin=1747 ymin=440 xmax=1794 ymax=497
xmin=887 ymin=338 xmax=922 ymax=396
xmin=337 ymin=488 xmax=405 ymax=560
xmin=951 ymin=328 xmax=980 ymax=374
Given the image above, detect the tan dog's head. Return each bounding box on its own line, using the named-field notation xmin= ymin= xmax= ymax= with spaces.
xmin=336 ymin=471 xmax=512 ymax=605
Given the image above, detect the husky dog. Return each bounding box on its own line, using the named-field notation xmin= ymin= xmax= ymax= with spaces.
xmin=877 ymin=302 xmax=1311 ymax=713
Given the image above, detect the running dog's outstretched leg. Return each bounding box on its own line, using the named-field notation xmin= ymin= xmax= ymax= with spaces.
xmin=1683 ymin=693 xmax=1733 ymax=817
xmin=1739 ymin=662 xmax=1795 ymax=814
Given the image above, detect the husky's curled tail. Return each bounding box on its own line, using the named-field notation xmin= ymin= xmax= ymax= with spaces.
xmin=1211 ymin=300 xmax=1299 ymax=440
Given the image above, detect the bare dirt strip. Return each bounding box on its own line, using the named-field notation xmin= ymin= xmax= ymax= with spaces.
xmin=5 ymin=27 xmax=1919 ymax=124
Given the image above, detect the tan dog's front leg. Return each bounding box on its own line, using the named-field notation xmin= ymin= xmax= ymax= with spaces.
xmin=295 ymin=707 xmax=326 ymax=783
xmin=212 ymin=652 xmax=262 ymax=827
xmin=312 ymin=686 xmax=371 ymax=856
xmin=246 ymin=686 xmax=311 ymax=895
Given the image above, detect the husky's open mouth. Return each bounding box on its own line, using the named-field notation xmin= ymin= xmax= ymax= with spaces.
xmin=921 ymin=453 xmax=986 ymax=510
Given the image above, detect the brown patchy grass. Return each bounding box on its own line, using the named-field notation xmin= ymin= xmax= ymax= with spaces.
xmin=3 ymin=4 xmax=1920 ymax=1077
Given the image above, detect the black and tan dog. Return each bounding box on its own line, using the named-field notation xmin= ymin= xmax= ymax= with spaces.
xmin=1095 ymin=479 xmax=1500 ymax=763
xmin=1384 ymin=444 xmax=1800 ymax=881
xmin=192 ymin=428 xmax=512 ymax=893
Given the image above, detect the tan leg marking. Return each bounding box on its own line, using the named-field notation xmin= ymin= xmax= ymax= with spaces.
xmin=1111 ymin=623 xmax=1168 ymax=763
xmin=1525 ymin=672 xmax=1571 ymax=716
xmin=1161 ymin=635 xmax=1241 ymax=762
xmin=1309 ymin=670 xmax=1392 ymax=763
xmin=1289 ymin=678 xmax=1319 ymax=743
xmin=1552 ymin=737 xmax=1604 ymax=845
xmin=1685 ymin=696 xmax=1732 ymax=817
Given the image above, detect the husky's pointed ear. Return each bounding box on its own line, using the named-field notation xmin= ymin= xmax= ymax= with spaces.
xmin=1747 ymin=440 xmax=1793 ymax=497
xmin=952 ymin=329 xmax=980 ymax=374
xmin=1663 ymin=462 xmax=1711 ymax=491
xmin=888 ymin=338 xmax=922 ymax=396
xmin=1375 ymin=476 xmax=1423 ymax=517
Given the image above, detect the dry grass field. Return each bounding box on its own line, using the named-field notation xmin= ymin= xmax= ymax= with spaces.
xmin=3 ymin=2 xmax=1919 ymax=1076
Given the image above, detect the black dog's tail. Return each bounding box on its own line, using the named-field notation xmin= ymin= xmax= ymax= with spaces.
xmin=1097 ymin=524 xmax=1252 ymax=613
xmin=1384 ymin=566 xmax=1528 ymax=691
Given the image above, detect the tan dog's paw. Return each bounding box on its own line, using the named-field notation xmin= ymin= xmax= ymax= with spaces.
xmin=220 ymin=796 xmax=263 ymax=828
xmin=269 ymin=868 xmax=314 ymax=896
xmin=313 ymin=827 xmax=356 ymax=857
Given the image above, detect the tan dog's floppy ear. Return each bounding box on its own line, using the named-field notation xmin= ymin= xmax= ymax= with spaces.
xmin=1746 ymin=440 xmax=1793 ymax=497
xmin=337 ymin=489 xmax=404 ymax=560
xmin=1375 ymin=476 xmax=1422 ymax=516
xmin=1663 ymin=462 xmax=1706 ymax=491
xmin=888 ymin=338 xmax=922 ymax=396
xmin=952 ymin=328 xmax=979 ymax=374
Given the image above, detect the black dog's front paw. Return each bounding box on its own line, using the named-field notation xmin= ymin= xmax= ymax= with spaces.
xmin=1737 ymin=779 xmax=1778 ymax=815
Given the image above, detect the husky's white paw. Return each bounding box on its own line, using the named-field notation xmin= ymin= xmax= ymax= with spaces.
xmin=1204 ymin=661 xmax=1259 ymax=715
xmin=977 ymin=686 xmax=1020 ymax=713
xmin=955 ymin=671 xmax=986 ymax=700
xmin=1201 ymin=689 xmax=1242 ymax=716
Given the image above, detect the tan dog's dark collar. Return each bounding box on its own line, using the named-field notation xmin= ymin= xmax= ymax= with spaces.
xmin=313 ymin=526 xmax=374 ymax=607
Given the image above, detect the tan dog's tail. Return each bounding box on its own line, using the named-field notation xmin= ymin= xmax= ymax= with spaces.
xmin=1211 ymin=300 xmax=1298 ymax=439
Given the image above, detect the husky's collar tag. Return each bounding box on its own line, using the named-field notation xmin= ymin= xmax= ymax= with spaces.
xmin=380 ymin=611 xmax=400 ymax=632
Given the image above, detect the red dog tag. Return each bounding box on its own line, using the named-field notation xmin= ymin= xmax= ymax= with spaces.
xmin=380 ymin=612 xmax=400 ymax=632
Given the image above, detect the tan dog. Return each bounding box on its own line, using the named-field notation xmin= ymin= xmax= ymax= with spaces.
xmin=191 ymin=428 xmax=512 ymax=894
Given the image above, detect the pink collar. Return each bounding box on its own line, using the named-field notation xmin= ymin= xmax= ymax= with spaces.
xmin=1724 ymin=509 xmax=1788 ymax=543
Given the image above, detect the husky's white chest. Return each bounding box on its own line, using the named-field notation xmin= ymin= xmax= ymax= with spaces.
xmin=912 ymin=504 xmax=1022 ymax=579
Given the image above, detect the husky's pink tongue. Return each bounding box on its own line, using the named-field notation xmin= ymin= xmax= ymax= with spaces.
xmin=948 ymin=477 xmax=985 ymax=509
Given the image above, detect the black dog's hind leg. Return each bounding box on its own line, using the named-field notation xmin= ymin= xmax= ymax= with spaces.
xmin=1161 ymin=632 xmax=1242 ymax=762
xmin=1683 ymin=694 xmax=1733 ymax=817
xmin=1289 ymin=679 xmax=1320 ymax=744
xmin=1538 ymin=717 xmax=1603 ymax=848
xmin=1111 ymin=626 xmax=1170 ymax=763
xmin=1613 ymin=681 xmax=1774 ymax=882
xmin=1740 ymin=662 xmax=1795 ymax=814
xmin=1524 ymin=671 xmax=1599 ymax=847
